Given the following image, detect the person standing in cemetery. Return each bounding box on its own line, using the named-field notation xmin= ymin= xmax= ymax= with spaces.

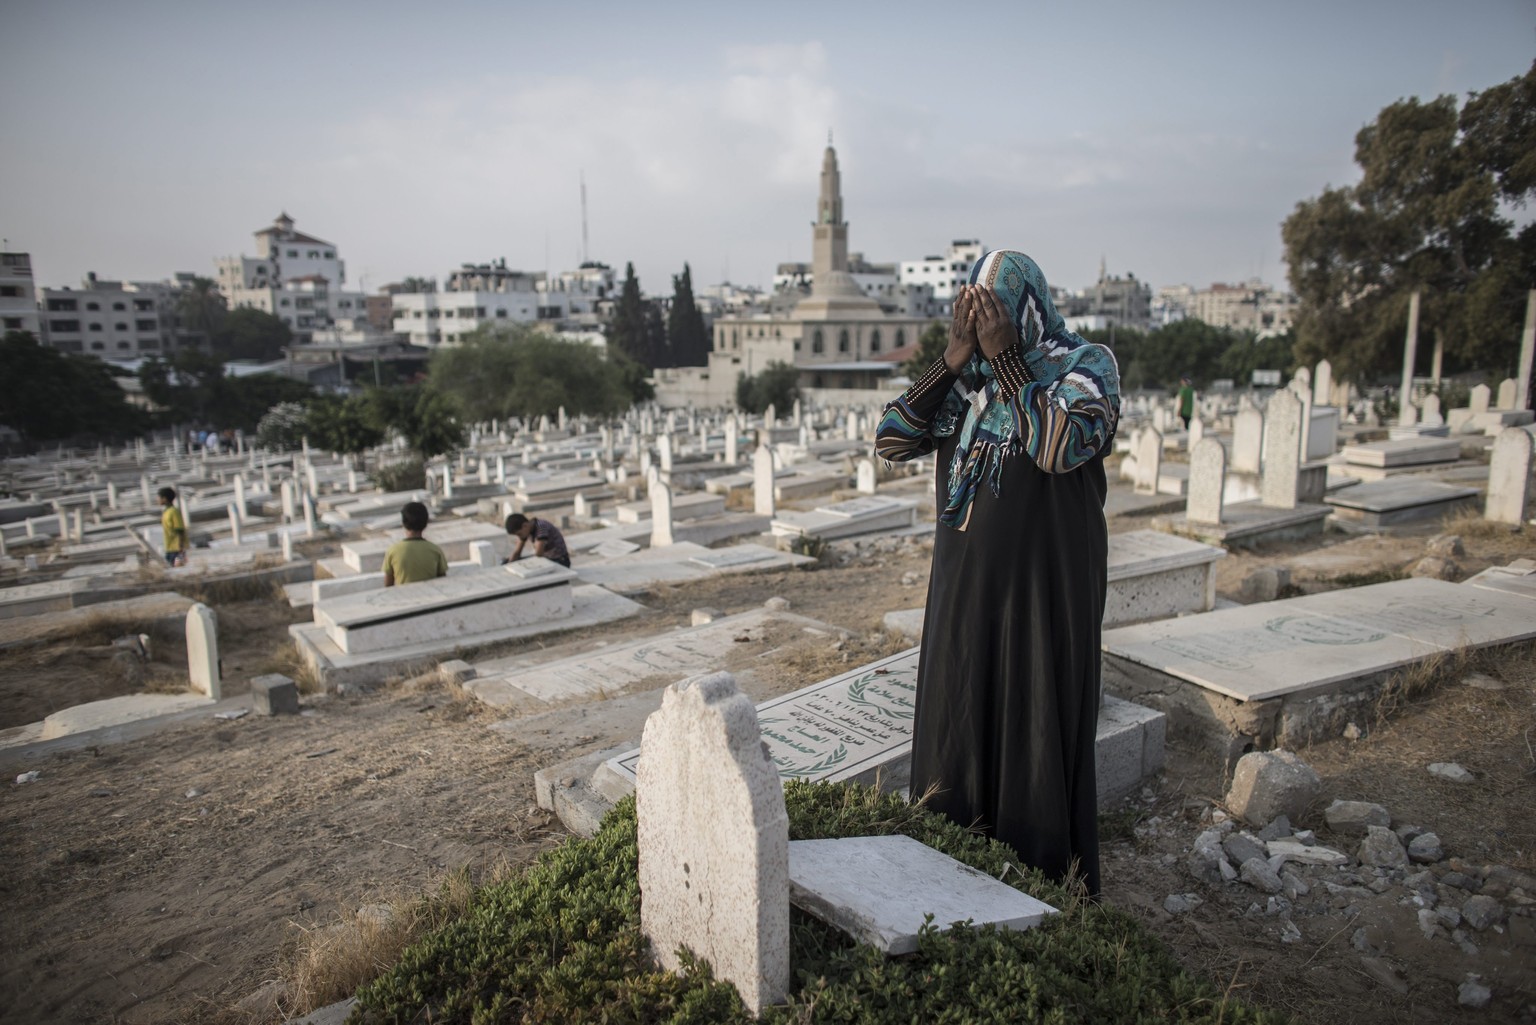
xmin=382 ymin=501 xmax=448 ymax=586
xmin=504 ymin=513 xmax=571 ymax=568
xmin=1177 ymin=376 xmax=1195 ymax=430
xmin=157 ymin=487 xmax=187 ymax=567
xmin=875 ymin=249 xmax=1120 ymax=895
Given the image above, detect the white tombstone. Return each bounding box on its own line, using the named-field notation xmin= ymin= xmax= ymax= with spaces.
xmin=186 ymin=603 xmax=221 ymax=700
xmin=281 ymin=529 xmax=293 ymax=562
xmin=105 ymin=481 xmax=118 ymax=509
xmin=724 ymin=414 xmax=739 ymax=466
xmin=573 ymin=492 xmax=590 ymax=518
xmin=855 ymin=458 xmax=877 ymax=495
xmin=764 ymin=403 xmax=776 ymax=428
xmin=1519 ymin=290 xmax=1536 ymax=411
xmin=1133 ymin=428 xmax=1162 ymax=495
xmin=72 ymin=508 xmax=85 ymax=543
xmin=637 ymin=672 xmax=789 ymax=1014
xmin=1313 ymin=360 xmax=1332 ymax=407
xmin=1261 ymin=388 xmax=1303 ymax=510
xmin=1400 ymin=290 xmax=1421 ymax=426
xmin=657 ymin=433 xmax=674 ymax=474
xmin=302 ymin=492 xmax=317 ymax=537
xmin=1486 ymin=427 xmax=1534 ymax=526
xmin=1496 ymin=378 xmax=1518 ymax=411
xmin=468 ymin=540 xmax=499 ymax=568
xmin=348 ymin=468 xmax=359 ymax=493
xmin=1469 ymin=384 xmax=1491 ymax=415
xmin=305 ymin=463 xmax=319 ymax=496
xmin=1187 ymin=417 xmax=1204 ymax=452
xmin=227 ymin=504 xmax=242 ymax=546
xmin=1187 ymin=438 xmax=1226 ymax=525
xmin=140 ymin=475 xmax=152 ymax=507
xmin=1420 ymin=393 xmax=1443 ymax=426
xmin=650 ymin=478 xmax=675 ymax=547
xmin=478 ymin=460 xmax=490 ymax=485
xmin=442 ymin=466 xmax=454 ymax=499
xmin=753 ymin=444 xmax=776 ymax=517
xmin=280 ymin=479 xmax=296 ymax=523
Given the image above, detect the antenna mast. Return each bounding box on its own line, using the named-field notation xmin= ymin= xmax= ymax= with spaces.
xmin=580 ymin=171 xmax=589 ymax=265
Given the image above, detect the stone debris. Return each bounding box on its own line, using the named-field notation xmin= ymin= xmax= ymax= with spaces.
xmin=1427 ymin=762 xmax=1474 ymax=783
xmin=1267 ymin=839 xmax=1349 ymax=867
xmin=14 ymin=770 xmax=40 ymax=784
xmin=1324 ymin=799 xmax=1390 ymax=836
xmin=1358 ymin=826 xmax=1409 ymax=869
xmin=1240 ymin=857 xmax=1283 ymax=894
xmin=1163 ymin=893 xmax=1203 ymax=914
xmin=1255 ymin=814 xmax=1292 ymax=842
xmin=1278 ymin=918 xmax=1303 ymax=943
xmin=1342 ymin=722 xmax=1363 ymax=740
xmin=1460 ymin=672 xmax=1506 ymax=691
xmin=763 ymin=596 xmax=791 ymax=611
xmin=1426 ymin=533 xmax=1465 ymax=557
xmin=1407 ymin=832 xmax=1444 ymax=864
xmin=1457 ymin=974 xmax=1492 ymax=1009
xmin=1461 ymin=895 xmax=1504 ymax=931
xmin=1225 ymin=749 xmax=1321 ymax=827
xmin=1409 ymin=555 xmax=1458 ymax=580
xmin=1222 ymin=832 xmax=1267 ymax=867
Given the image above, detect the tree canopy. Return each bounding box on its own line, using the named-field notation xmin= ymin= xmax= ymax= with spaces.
xmin=735 ymin=361 xmax=801 ymax=415
xmin=900 ymin=322 xmax=949 ymax=379
xmin=427 ymin=323 xmax=644 ymax=422
xmin=212 ymin=307 xmax=292 ymax=362
xmin=0 ymin=331 xmax=145 ymax=445
xmin=1282 ymin=60 xmax=1536 ymax=384
xmin=1083 ymin=320 xmax=1293 ymax=392
xmin=139 ymin=348 xmax=312 ymax=430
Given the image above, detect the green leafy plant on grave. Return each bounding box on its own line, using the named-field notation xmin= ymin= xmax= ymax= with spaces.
xmin=349 ymin=782 xmax=1291 ymax=1025
xmin=787 ymin=533 xmax=828 ymax=562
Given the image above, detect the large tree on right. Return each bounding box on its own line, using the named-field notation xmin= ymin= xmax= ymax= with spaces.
xmin=1283 ymin=60 xmax=1536 ymax=386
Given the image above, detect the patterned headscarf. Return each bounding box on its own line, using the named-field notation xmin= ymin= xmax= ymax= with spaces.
xmin=933 ymin=250 xmax=1120 ymax=529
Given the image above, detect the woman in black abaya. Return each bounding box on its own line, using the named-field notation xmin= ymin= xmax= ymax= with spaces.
xmin=875 ymin=249 xmax=1121 ymax=894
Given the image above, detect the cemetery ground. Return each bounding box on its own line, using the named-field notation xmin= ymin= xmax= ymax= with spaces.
xmin=1 ymin=513 xmax=1533 ymax=1024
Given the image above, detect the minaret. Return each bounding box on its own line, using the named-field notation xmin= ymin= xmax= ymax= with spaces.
xmin=811 ymin=136 xmax=850 ymax=291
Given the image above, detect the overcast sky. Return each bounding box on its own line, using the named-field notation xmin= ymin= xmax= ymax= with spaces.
xmin=1 ymin=1 xmax=1531 ymax=298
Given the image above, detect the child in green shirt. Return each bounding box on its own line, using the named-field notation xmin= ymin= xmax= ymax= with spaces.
xmin=157 ymin=487 xmax=187 ymax=567
xmin=382 ymin=501 xmax=448 ymax=586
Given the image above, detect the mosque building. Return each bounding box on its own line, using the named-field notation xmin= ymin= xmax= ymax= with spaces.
xmin=654 ymin=140 xmax=942 ymax=407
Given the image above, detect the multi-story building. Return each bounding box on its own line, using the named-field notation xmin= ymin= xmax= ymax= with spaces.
xmin=0 ymin=252 xmax=42 ymax=338
xmin=36 ymin=273 xmax=191 ymax=357
xmin=390 ymin=261 xmax=542 ymax=347
xmin=215 ymin=213 xmax=369 ymax=340
xmin=1187 ymin=279 xmax=1297 ymax=338
xmin=899 ymin=239 xmax=986 ymax=312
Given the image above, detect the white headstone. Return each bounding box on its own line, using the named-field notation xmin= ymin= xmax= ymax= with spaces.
xmin=227 ymin=504 xmax=242 ymax=546
xmin=855 ymin=458 xmax=877 ymax=495
xmin=1400 ymin=290 xmax=1421 ymax=426
xmin=1486 ymin=427 xmax=1534 ymax=526
xmin=280 ymin=479 xmax=296 ymax=523
xmin=657 ymin=433 xmax=674 ymax=473
xmin=753 ymin=444 xmax=776 ymax=517
xmin=302 ymin=492 xmax=317 ymax=537
xmin=636 ymin=672 xmax=789 ymax=1014
xmin=1469 ymin=384 xmax=1491 ymax=415
xmin=106 ymin=481 xmax=118 ymax=509
xmin=1133 ymin=428 xmax=1162 ymax=495
xmin=650 ymin=478 xmax=675 ymax=547
xmin=348 ymin=468 xmax=359 ymax=493
xmin=573 ymin=492 xmax=590 ymax=518
xmin=468 ymin=540 xmax=498 ymax=568
xmin=1313 ymin=360 xmax=1332 ymax=407
xmin=281 ymin=529 xmax=293 ymax=562
xmin=442 ymin=465 xmax=454 ymax=499
xmin=1420 ymin=393 xmax=1443 ymax=426
xmin=1496 ymin=378 xmax=1518 ymax=411
xmin=186 ymin=603 xmax=221 ymax=700
xmin=1187 ymin=438 xmax=1226 ymax=525
xmin=1187 ymin=417 xmax=1204 ymax=452
xmin=724 ymin=414 xmax=739 ymax=466
xmin=1262 ymin=388 xmax=1303 ymax=509
xmin=764 ymin=403 xmax=776 ymax=428
xmin=1518 ymin=290 xmax=1535 ymax=412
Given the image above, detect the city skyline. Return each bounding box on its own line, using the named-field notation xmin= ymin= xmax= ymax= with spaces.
xmin=1 ymin=0 xmax=1532 ymax=297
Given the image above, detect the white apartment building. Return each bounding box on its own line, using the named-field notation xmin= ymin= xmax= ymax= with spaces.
xmin=215 ymin=213 xmax=368 ymax=339
xmin=1187 ymin=279 xmax=1297 ymax=338
xmin=391 ymin=261 xmax=541 ymax=347
xmin=537 ymin=261 xmax=616 ymax=326
xmin=0 ymin=252 xmax=42 ymax=338
xmin=899 ymin=239 xmax=987 ymax=310
xmin=37 ymin=273 xmax=187 ymax=356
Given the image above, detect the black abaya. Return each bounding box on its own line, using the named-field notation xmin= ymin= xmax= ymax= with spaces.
xmin=912 ymin=431 xmax=1108 ymax=895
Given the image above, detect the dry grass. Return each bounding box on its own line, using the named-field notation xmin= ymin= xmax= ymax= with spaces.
xmin=1439 ymin=506 xmax=1529 ymax=544
xmin=284 ymin=858 xmax=522 ymax=1015
xmin=40 ymin=608 xmax=180 ymax=649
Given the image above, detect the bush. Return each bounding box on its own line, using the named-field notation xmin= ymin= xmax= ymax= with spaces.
xmin=351 ymin=783 xmax=1289 ymax=1024
xmin=256 ymin=401 xmax=309 ymax=451
xmin=736 ymin=362 xmax=800 ymax=415
xmin=373 ymin=460 xmax=426 ymax=492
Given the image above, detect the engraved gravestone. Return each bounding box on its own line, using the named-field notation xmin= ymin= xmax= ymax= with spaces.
xmin=637 ymin=672 xmax=789 ymax=1014
xmin=753 ymin=444 xmax=776 ymax=517
xmin=1134 ymin=428 xmax=1162 ymax=495
xmin=1262 ymin=389 xmax=1302 ymax=509
xmin=187 ymin=602 xmax=221 ymax=700
xmin=1187 ymin=438 xmax=1226 ymax=524
xmin=1486 ymin=427 xmax=1534 ymax=526
xmin=1232 ymin=407 xmax=1264 ymax=475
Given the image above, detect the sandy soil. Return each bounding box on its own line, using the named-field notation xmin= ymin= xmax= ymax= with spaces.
xmin=0 ymin=508 xmax=1530 ymax=1024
